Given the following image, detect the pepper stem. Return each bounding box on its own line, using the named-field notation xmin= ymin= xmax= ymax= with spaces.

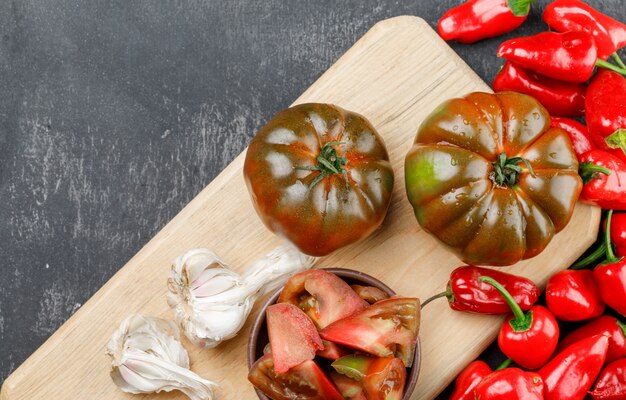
xmin=579 ymin=162 xmax=612 ymax=184
xmin=596 ymin=59 xmax=626 ymax=77
xmin=613 ymin=53 xmax=626 ymax=70
xmin=617 ymin=320 xmax=626 ymax=338
xmin=570 ymin=242 xmax=607 ymax=270
xmin=421 ymin=290 xmax=449 ymax=308
xmin=479 ymin=276 xmax=532 ymax=332
xmin=496 ymin=358 xmax=512 ymax=370
xmin=605 ymin=210 xmax=618 ymax=262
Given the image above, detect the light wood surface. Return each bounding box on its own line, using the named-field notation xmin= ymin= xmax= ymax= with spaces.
xmin=1 ymin=16 xmax=600 ymax=400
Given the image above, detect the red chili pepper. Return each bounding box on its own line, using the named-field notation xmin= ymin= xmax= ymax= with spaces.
xmin=578 ymin=149 xmax=626 ymax=210
xmin=585 ymin=70 xmax=626 ymax=159
xmin=480 ymin=276 xmax=559 ymax=370
xmin=550 ymin=117 xmax=595 ymax=159
xmin=539 ymin=334 xmax=609 ymax=400
xmin=545 ymin=269 xmax=605 ymax=321
xmin=590 ymin=358 xmax=626 ymax=400
xmin=421 ymin=266 xmax=540 ymax=314
xmin=473 ymin=368 xmax=544 ymax=400
xmin=438 ymin=0 xmax=537 ymax=44
xmin=450 ymin=360 xmax=492 ymax=400
xmin=544 ymin=0 xmax=626 ymax=60
xmin=595 ymin=210 xmax=626 ymax=317
xmin=606 ymin=212 xmax=626 ymax=258
xmin=492 ymin=61 xmax=586 ymax=117
xmin=558 ymin=316 xmax=626 ymax=364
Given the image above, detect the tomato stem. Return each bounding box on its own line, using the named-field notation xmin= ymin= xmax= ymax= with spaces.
xmin=301 ymin=142 xmax=349 ymax=189
xmin=479 ymin=276 xmax=532 ymax=332
xmin=490 ymin=152 xmax=536 ymax=187
xmin=570 ymin=242 xmax=607 ymax=270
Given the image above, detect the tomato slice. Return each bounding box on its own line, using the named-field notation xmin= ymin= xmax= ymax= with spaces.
xmin=332 ymin=355 xmax=406 ymax=400
xmin=317 ymin=339 xmax=350 ymax=360
xmin=329 ymin=371 xmax=367 ymax=400
xmin=278 ymin=270 xmax=368 ymax=329
xmin=248 ymin=353 xmax=344 ymax=400
xmin=267 ymin=303 xmax=323 ymax=374
xmin=320 ymin=297 xmax=420 ymax=367
xmin=351 ymin=284 xmax=391 ymax=304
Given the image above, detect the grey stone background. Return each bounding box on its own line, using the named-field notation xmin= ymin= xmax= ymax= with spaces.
xmin=0 ymin=0 xmax=624 ymax=396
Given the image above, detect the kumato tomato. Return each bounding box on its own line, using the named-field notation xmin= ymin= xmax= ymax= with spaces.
xmin=405 ymin=92 xmax=582 ymax=266
xmin=244 ymin=103 xmax=394 ymax=257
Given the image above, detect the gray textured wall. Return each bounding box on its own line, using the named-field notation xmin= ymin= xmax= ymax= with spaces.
xmin=1 ymin=0 xmax=624 ymax=396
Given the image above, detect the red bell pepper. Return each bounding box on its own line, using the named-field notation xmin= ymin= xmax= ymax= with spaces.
xmin=545 ymin=269 xmax=605 ymax=321
xmin=550 ymin=117 xmax=595 ymax=159
xmin=539 ymin=334 xmax=609 ymax=400
xmin=585 ymin=70 xmax=626 ymax=159
xmin=594 ymin=210 xmax=626 ymax=317
xmin=606 ymin=212 xmax=626 ymax=257
xmin=590 ymin=358 xmax=626 ymax=400
xmin=421 ymin=266 xmax=540 ymax=314
xmin=480 ymin=276 xmax=559 ymax=369
xmin=558 ymin=316 xmax=626 ymax=364
xmin=544 ymin=0 xmax=626 ymax=60
xmin=450 ymin=360 xmax=492 ymax=400
xmin=492 ymin=61 xmax=586 ymax=117
xmin=579 ymin=149 xmax=626 ymax=210
xmin=473 ymin=368 xmax=544 ymax=400
xmin=438 ymin=0 xmax=537 ymax=44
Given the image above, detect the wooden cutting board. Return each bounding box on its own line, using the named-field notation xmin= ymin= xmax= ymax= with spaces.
xmin=1 ymin=16 xmax=600 ymax=400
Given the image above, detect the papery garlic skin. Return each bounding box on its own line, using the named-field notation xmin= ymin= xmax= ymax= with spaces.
xmin=107 ymin=314 xmax=217 ymax=400
xmin=167 ymin=244 xmax=317 ymax=348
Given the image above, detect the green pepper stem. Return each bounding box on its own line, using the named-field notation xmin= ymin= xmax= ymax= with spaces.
xmin=479 ymin=276 xmax=529 ymax=330
xmin=421 ymin=290 xmax=450 ymax=308
xmin=571 ymin=243 xmax=607 ymax=270
xmin=579 ymin=162 xmax=612 ymax=184
xmin=596 ymin=59 xmax=626 ymax=76
xmin=613 ymin=53 xmax=626 ymax=70
xmin=496 ymin=358 xmax=512 ymax=370
xmin=617 ymin=320 xmax=626 ymax=338
xmin=605 ymin=210 xmax=618 ymax=262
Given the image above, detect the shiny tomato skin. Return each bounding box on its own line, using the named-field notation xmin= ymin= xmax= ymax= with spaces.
xmin=244 ymin=103 xmax=394 ymax=257
xmin=332 ymin=355 xmax=407 ymax=400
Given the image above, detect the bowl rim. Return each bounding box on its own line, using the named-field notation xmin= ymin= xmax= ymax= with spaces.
xmin=246 ymin=267 xmax=421 ymax=400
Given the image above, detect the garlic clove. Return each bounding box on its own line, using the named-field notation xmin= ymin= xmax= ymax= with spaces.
xmin=107 ymin=314 xmax=217 ymax=400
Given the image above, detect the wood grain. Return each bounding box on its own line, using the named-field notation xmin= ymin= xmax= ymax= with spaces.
xmin=1 ymin=16 xmax=600 ymax=400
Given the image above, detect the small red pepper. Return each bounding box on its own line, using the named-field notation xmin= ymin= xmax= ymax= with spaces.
xmin=480 ymin=276 xmax=559 ymax=370
xmin=585 ymin=70 xmax=626 ymax=159
xmin=438 ymin=0 xmax=537 ymax=44
xmin=545 ymin=269 xmax=605 ymax=321
xmin=606 ymin=212 xmax=626 ymax=258
xmin=492 ymin=61 xmax=586 ymax=117
xmin=539 ymin=334 xmax=609 ymax=400
xmin=579 ymin=150 xmax=626 ymax=210
xmin=594 ymin=210 xmax=626 ymax=317
xmin=473 ymin=368 xmax=544 ymax=400
xmin=550 ymin=117 xmax=595 ymax=158
xmin=590 ymin=358 xmax=626 ymax=400
xmin=558 ymin=316 xmax=626 ymax=364
xmin=450 ymin=360 xmax=492 ymax=400
xmin=544 ymin=0 xmax=626 ymax=60
xmin=421 ymin=266 xmax=540 ymax=314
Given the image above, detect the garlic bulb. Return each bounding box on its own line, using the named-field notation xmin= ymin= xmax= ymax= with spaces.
xmin=167 ymin=244 xmax=317 ymax=348
xmin=107 ymin=314 xmax=217 ymax=400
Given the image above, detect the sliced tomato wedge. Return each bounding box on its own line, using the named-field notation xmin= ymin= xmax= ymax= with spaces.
xmin=317 ymin=339 xmax=350 ymax=361
xmin=248 ymin=353 xmax=344 ymax=400
xmin=320 ymin=297 xmax=420 ymax=367
xmin=351 ymin=284 xmax=391 ymax=304
xmin=329 ymin=371 xmax=367 ymax=400
xmin=278 ymin=270 xmax=368 ymax=329
xmin=332 ymin=355 xmax=406 ymax=400
xmin=267 ymin=303 xmax=323 ymax=374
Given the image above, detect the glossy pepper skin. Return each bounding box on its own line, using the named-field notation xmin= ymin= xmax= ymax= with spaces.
xmin=492 ymin=62 xmax=587 ymax=117
xmin=473 ymin=368 xmax=544 ymax=400
xmin=590 ymin=358 xmax=626 ymax=400
xmin=450 ymin=360 xmax=492 ymax=400
xmin=545 ymin=270 xmax=605 ymax=321
xmin=607 ymin=212 xmax=626 ymax=257
xmin=437 ymin=0 xmax=536 ymax=44
xmin=244 ymin=103 xmax=394 ymax=257
xmin=497 ymin=31 xmax=597 ymax=83
xmin=481 ymin=276 xmax=559 ymax=369
xmin=423 ymin=265 xmax=540 ymax=314
xmin=550 ymin=117 xmax=594 ymax=159
xmin=579 ymin=150 xmax=626 ymax=210
xmin=558 ymin=316 xmax=626 ymax=364
xmin=544 ymin=0 xmax=626 ymax=60
xmin=539 ymin=334 xmax=609 ymax=400
xmin=595 ymin=211 xmax=626 ymax=317
xmin=585 ymin=70 xmax=626 ymax=160
xmin=405 ymin=92 xmax=581 ymax=266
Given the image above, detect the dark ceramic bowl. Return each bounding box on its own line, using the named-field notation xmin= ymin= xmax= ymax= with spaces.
xmin=247 ymin=268 xmax=421 ymax=400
